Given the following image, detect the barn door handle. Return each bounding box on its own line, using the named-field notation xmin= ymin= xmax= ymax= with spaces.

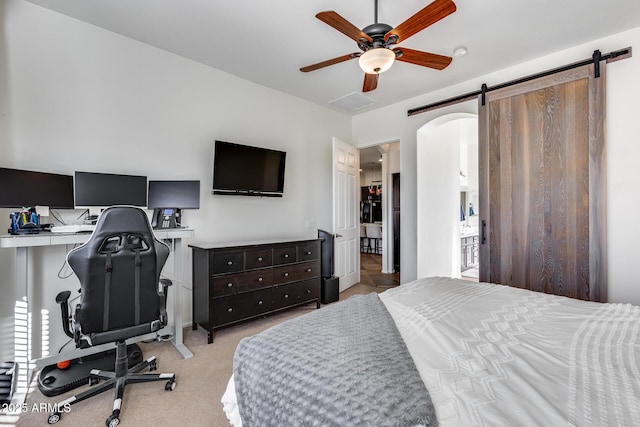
xmin=481 ymin=220 xmax=487 ymax=244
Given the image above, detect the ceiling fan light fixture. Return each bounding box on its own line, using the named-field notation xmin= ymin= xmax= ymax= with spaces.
xmin=358 ymin=48 xmax=395 ymax=74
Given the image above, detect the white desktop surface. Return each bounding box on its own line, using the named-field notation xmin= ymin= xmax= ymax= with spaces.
xmin=0 ymin=227 xmax=194 ymax=404
xmin=0 ymin=228 xmax=192 ymax=248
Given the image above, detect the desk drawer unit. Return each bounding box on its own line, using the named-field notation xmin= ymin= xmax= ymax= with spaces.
xmin=190 ymin=238 xmax=321 ymax=344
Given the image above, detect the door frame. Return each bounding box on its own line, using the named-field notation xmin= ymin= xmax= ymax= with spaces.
xmin=357 ymin=142 xmax=399 ymax=274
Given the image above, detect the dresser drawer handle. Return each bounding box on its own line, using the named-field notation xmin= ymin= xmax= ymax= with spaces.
xmin=258 ymin=300 xmax=263 ymax=305
xmin=227 ymin=261 xmax=233 ymax=265
xmin=284 ymin=294 xmax=289 ymax=299
xmin=227 ymin=308 xmax=233 ymax=313
xmin=305 ymin=268 xmax=312 ymax=272
xmin=306 ymin=251 xmax=312 ymax=255
xmin=284 ymin=254 xmax=289 ymax=258
xmin=227 ymin=282 xmax=233 ymax=288
xmin=284 ymin=272 xmax=289 ymax=277
xmin=258 ymin=277 xmax=263 ymax=282
xmin=257 ymin=256 xmax=263 ymax=261
xmin=306 ymin=289 xmax=311 ymax=294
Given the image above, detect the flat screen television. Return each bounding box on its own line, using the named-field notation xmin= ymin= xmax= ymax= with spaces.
xmin=212 ymin=140 xmax=286 ymax=197
xmin=148 ymin=180 xmax=200 ymax=209
xmin=74 ymin=171 xmax=147 ymax=207
xmin=0 ymin=167 xmax=74 ymax=209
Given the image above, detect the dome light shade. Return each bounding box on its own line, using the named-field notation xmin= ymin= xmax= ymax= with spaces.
xmin=358 ymin=48 xmax=395 ymax=74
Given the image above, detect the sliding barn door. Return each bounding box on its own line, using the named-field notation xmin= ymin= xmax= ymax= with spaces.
xmin=478 ymin=62 xmax=606 ymax=301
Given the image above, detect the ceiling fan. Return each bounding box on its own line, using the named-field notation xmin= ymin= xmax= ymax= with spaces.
xmin=300 ymin=0 xmax=457 ymax=92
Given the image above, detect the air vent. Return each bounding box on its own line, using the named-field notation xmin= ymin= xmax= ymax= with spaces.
xmin=328 ymin=92 xmax=377 ymax=112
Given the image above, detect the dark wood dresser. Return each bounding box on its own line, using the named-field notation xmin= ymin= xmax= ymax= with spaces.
xmin=190 ymin=238 xmax=321 ymax=343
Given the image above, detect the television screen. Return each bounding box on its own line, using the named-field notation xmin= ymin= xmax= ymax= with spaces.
xmin=148 ymin=180 xmax=200 ymax=209
xmin=74 ymin=171 xmax=147 ymax=207
xmin=212 ymin=140 xmax=286 ymax=197
xmin=0 ymin=167 xmax=74 ymax=209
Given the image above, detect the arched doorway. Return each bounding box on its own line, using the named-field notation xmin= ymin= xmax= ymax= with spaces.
xmin=416 ymin=113 xmax=478 ymax=279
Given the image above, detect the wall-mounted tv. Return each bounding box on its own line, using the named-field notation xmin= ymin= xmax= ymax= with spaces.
xmin=212 ymin=140 xmax=286 ymax=197
xmin=75 ymin=171 xmax=147 ymax=207
xmin=0 ymin=167 xmax=74 ymax=209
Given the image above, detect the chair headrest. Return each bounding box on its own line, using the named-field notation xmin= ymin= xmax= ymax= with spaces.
xmin=67 ymin=206 xmax=162 ymax=271
xmin=94 ymin=206 xmax=153 ymax=236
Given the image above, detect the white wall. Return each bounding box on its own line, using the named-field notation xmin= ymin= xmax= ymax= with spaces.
xmin=353 ymin=27 xmax=640 ymax=305
xmin=0 ymin=0 xmax=351 ymax=351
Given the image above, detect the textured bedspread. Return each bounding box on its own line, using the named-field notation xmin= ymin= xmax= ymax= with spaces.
xmin=380 ymin=277 xmax=640 ymax=427
xmin=232 ymin=293 xmax=438 ymax=427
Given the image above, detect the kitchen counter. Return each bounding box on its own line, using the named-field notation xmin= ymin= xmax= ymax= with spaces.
xmin=461 ymin=227 xmax=479 ymax=238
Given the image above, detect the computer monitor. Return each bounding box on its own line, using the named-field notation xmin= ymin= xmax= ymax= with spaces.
xmin=0 ymin=167 xmax=74 ymax=209
xmin=74 ymin=171 xmax=147 ymax=207
xmin=147 ymin=180 xmax=200 ymax=209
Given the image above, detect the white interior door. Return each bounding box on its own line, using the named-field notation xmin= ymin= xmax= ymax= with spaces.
xmin=333 ymin=137 xmax=359 ymax=291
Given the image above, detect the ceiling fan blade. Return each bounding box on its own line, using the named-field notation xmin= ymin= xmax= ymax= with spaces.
xmin=362 ymin=73 xmax=379 ymax=92
xmin=300 ymin=53 xmax=360 ymax=72
xmin=385 ymin=0 xmax=456 ymax=43
xmin=394 ymin=47 xmax=452 ymax=70
xmin=316 ymin=11 xmax=373 ymax=43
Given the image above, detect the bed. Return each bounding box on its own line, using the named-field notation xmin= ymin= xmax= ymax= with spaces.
xmin=222 ymin=277 xmax=640 ymax=426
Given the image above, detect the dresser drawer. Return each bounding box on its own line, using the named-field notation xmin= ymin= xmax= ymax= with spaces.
xmin=272 ymin=283 xmax=297 ymax=310
xmin=300 ymin=261 xmax=320 ymax=280
xmin=272 ymin=279 xmax=319 ymax=310
xmin=273 ymin=245 xmax=297 ymax=265
xmin=237 ymin=268 xmax=273 ymax=293
xmin=245 ymin=249 xmax=272 ymax=270
xmin=298 ymin=243 xmax=319 ymax=261
xmin=211 ymin=274 xmax=240 ymax=297
xmin=213 ymin=289 xmax=271 ymax=326
xmin=297 ymin=278 xmax=319 ymax=303
xmin=273 ymin=260 xmax=319 ymax=285
xmin=211 ymin=251 xmax=244 ymax=274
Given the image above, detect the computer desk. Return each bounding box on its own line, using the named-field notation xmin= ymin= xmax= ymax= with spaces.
xmin=0 ymin=228 xmax=194 ymax=402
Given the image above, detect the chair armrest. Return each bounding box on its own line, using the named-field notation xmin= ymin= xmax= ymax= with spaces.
xmin=159 ymin=277 xmax=172 ymax=297
xmin=55 ymin=291 xmax=74 ymax=339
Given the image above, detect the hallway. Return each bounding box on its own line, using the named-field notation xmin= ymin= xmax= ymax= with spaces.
xmin=359 ymin=253 xmax=399 ymax=288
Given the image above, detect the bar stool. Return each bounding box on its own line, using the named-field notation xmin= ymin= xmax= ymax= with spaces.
xmin=360 ymin=224 xmax=369 ymax=253
xmin=365 ymin=224 xmax=382 ymax=254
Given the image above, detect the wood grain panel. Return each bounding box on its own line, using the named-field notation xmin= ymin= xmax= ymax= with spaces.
xmin=488 ymin=100 xmax=502 ymax=282
xmin=478 ymin=97 xmax=490 ymax=283
xmin=589 ymin=65 xmax=607 ymax=302
xmin=478 ymin=62 xmax=606 ymax=302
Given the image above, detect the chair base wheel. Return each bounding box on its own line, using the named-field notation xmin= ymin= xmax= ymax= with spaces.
xmin=106 ymin=414 xmax=120 ymax=427
xmin=165 ymin=379 xmax=176 ymax=391
xmin=48 ymin=412 xmax=61 ymax=424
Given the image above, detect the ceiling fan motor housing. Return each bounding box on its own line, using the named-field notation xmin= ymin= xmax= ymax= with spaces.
xmin=359 ymin=23 xmax=394 ymax=50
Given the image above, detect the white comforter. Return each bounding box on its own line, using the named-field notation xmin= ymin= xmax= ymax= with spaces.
xmin=223 ymin=277 xmax=640 ymax=426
